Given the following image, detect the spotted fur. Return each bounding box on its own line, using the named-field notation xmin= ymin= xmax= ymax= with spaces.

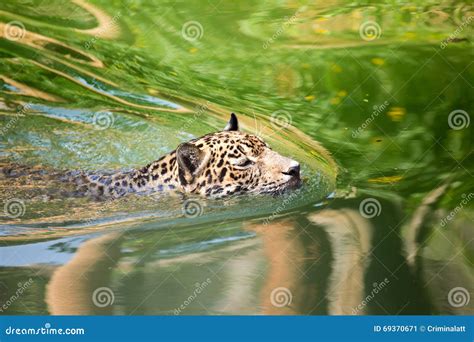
xmin=67 ymin=113 xmax=301 ymax=199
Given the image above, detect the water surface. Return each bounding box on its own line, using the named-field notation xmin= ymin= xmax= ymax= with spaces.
xmin=0 ymin=0 xmax=472 ymax=315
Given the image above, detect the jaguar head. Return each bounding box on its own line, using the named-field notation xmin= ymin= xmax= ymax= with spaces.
xmin=176 ymin=113 xmax=301 ymax=197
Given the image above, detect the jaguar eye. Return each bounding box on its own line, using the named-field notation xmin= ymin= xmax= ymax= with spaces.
xmin=235 ymin=158 xmax=254 ymax=168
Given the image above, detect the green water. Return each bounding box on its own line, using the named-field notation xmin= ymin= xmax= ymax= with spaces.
xmin=0 ymin=0 xmax=472 ymax=315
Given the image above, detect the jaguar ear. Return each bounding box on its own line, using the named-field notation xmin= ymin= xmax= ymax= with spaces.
xmin=224 ymin=113 xmax=239 ymax=131
xmin=176 ymin=143 xmax=209 ymax=185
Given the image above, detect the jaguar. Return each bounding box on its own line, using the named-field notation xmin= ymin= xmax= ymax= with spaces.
xmin=3 ymin=113 xmax=301 ymax=199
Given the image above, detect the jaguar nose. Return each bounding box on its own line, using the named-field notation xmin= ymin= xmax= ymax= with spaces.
xmin=285 ymin=164 xmax=300 ymax=178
